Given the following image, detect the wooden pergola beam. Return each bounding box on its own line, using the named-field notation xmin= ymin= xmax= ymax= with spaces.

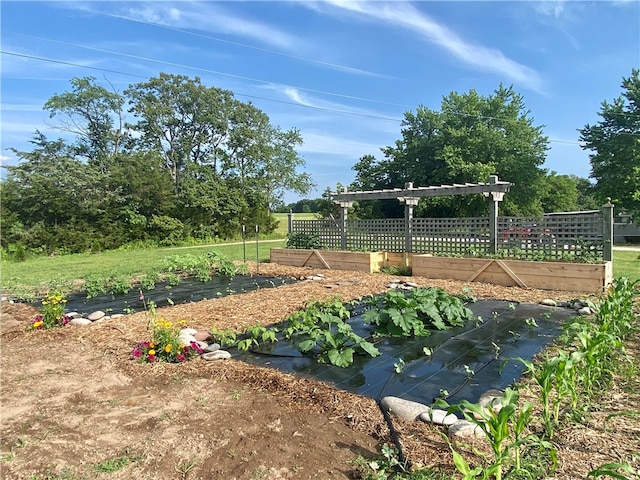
xmin=331 ymin=180 xmax=512 ymax=202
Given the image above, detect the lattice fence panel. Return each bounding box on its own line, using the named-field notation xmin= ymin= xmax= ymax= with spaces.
xmin=412 ymin=217 xmax=491 ymax=255
xmin=291 ymin=219 xmax=342 ymax=249
xmin=498 ymin=212 xmax=604 ymax=261
xmin=346 ymin=219 xmax=405 ymax=252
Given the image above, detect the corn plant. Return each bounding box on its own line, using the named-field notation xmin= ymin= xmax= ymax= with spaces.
xmin=436 ymin=388 xmax=554 ymax=480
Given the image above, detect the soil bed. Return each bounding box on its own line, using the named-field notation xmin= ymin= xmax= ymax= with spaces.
xmin=1 ymin=262 xmax=638 ymax=480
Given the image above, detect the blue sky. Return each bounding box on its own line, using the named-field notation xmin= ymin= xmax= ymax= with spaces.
xmin=1 ymin=1 xmax=639 ymax=203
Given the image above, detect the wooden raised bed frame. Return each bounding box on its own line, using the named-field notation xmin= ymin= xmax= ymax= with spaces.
xmin=270 ymin=248 xmax=612 ymax=293
xmin=412 ymin=255 xmax=612 ymax=293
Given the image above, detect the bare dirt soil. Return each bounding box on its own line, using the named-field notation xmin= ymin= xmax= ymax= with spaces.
xmin=1 ymin=263 xmax=638 ymax=480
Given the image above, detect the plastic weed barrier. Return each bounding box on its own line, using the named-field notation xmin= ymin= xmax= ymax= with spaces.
xmin=62 ymin=275 xmax=298 ymax=315
xmin=236 ymin=299 xmax=575 ymax=406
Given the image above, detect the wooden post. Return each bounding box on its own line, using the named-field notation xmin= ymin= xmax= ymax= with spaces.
xmin=337 ymin=186 xmax=352 ymax=250
xmin=602 ymin=198 xmax=614 ymax=262
xmin=400 ymin=182 xmax=419 ymax=268
xmin=487 ymin=175 xmax=504 ymax=254
xmin=287 ymin=209 xmax=294 ymax=235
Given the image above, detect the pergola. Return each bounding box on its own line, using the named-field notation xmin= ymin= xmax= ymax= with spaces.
xmin=331 ymin=174 xmax=513 ymax=253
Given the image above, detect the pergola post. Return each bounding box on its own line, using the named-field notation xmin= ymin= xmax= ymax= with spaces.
xmin=336 ymin=187 xmax=353 ymax=250
xmin=287 ymin=209 xmax=294 ymax=235
xmin=485 ymin=175 xmax=505 ymax=254
xmin=602 ymin=198 xmax=614 ymax=262
xmin=399 ymin=183 xmax=419 ymax=268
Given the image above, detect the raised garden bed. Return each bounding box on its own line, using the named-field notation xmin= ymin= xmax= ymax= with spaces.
xmin=270 ymin=248 xmax=612 ymax=292
xmin=412 ymin=255 xmax=612 ymax=293
xmin=270 ymin=248 xmax=386 ymax=273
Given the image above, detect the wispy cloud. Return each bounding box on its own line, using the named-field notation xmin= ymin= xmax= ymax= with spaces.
xmin=117 ymin=2 xmax=300 ymax=51
xmin=278 ymin=86 xmax=404 ymax=120
xmin=299 ymin=131 xmax=382 ymax=158
xmin=307 ymin=0 xmax=544 ymax=92
xmin=534 ymin=0 xmax=567 ymax=19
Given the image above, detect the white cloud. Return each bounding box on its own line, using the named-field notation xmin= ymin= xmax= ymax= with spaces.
xmin=534 ymin=0 xmax=567 ymax=19
xmin=308 ymin=0 xmax=544 ymax=92
xmin=121 ymin=2 xmax=300 ymax=51
xmin=299 ymin=131 xmax=382 ymax=158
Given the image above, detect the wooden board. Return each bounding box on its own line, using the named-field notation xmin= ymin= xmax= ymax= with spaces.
xmin=270 ymin=248 xmax=385 ymax=273
xmin=412 ymin=256 xmax=611 ymax=293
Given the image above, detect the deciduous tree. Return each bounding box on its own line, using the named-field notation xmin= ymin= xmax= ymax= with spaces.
xmin=579 ymin=69 xmax=640 ymax=218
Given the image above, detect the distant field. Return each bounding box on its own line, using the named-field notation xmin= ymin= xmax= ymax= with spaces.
xmin=272 ymin=212 xmax=319 ymax=237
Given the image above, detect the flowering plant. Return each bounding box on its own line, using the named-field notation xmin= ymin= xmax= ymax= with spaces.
xmin=30 ymin=290 xmax=70 ymax=330
xmin=132 ymin=317 xmax=203 ymax=363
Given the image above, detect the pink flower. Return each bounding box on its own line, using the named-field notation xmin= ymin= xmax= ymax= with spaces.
xmin=177 ymin=353 xmax=186 ymax=362
xmin=132 ymin=347 xmax=142 ymax=358
xmin=147 ymin=354 xmax=156 ymax=362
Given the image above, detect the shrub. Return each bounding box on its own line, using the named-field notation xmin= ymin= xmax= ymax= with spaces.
xmin=286 ymin=232 xmax=322 ymax=249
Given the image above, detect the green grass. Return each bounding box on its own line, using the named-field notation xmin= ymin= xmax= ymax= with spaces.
xmin=272 ymin=212 xmax=318 ymax=237
xmin=1 ymin=240 xmax=287 ymax=297
xmin=3 ymin=246 xmax=637 ymax=297
xmin=612 ymin=250 xmax=640 ymax=282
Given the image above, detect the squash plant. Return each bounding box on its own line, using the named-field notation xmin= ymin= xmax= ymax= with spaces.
xmin=296 ymin=312 xmax=380 ymax=367
xmin=363 ymin=287 xmax=474 ymax=337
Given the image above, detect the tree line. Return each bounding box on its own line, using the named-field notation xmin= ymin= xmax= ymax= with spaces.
xmin=1 ymin=74 xmax=313 ymax=254
xmin=3 ymin=70 xmax=638 ymax=255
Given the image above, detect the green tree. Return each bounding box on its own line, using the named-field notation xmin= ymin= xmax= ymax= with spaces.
xmin=540 ymin=172 xmax=580 ymax=213
xmin=352 ymin=85 xmax=549 ymax=217
xmin=125 ymin=73 xmax=234 ymax=192
xmin=44 ymin=76 xmax=127 ymax=171
xmin=579 ymin=68 xmax=640 ymax=218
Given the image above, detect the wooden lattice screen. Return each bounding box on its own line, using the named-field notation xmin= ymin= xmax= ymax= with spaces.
xmin=291 ymin=210 xmax=605 ymax=261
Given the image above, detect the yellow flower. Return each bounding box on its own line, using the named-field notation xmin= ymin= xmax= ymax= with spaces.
xmin=149 ymin=343 xmax=155 ymax=349
xmin=148 ymin=349 xmax=156 ymax=356
xmin=164 ymin=344 xmax=172 ymax=353
xmin=42 ymin=300 xmax=49 ymax=305
xmin=33 ymin=321 xmax=43 ymax=328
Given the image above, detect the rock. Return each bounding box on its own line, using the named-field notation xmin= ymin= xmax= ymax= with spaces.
xmin=68 ymin=318 xmax=92 ymax=326
xmin=179 ymin=328 xmax=198 ymax=336
xmin=193 ymin=330 xmax=212 ymax=342
xmin=418 ymin=408 xmax=459 ymax=426
xmin=66 ymin=311 xmax=82 ymax=319
xmin=178 ymin=334 xmax=198 ymax=346
xmin=540 ymin=299 xmax=557 ymax=307
xmin=448 ymin=419 xmax=486 ymax=438
xmin=87 ymin=311 xmax=105 ymax=321
xmin=577 ymin=306 xmax=592 ymax=316
xmin=110 ymin=314 xmax=124 ymax=319
xmin=404 ymin=281 xmax=418 ymax=288
xmin=204 ymin=343 xmax=221 ymax=353
xmin=380 ymin=396 xmax=430 ymax=421
xmin=201 ymin=350 xmax=231 ymax=361
xmin=196 ymin=340 xmax=208 ymax=350
xmin=477 ymin=389 xmax=504 ymax=415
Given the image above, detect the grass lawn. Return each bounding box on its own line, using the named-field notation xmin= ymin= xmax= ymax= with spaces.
xmin=2 ymin=245 xmax=637 ymax=297
xmin=612 ymin=249 xmax=640 ymax=282
xmin=272 ymin=212 xmax=318 ymax=237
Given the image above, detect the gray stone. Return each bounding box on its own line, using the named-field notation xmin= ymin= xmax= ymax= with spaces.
xmin=380 ymin=396 xmax=430 ymax=421
xmin=477 ymin=389 xmax=504 ymax=416
xmin=178 ymin=333 xmax=198 ymax=346
xmin=204 ymin=343 xmax=221 ymax=353
xmin=201 ymin=350 xmax=231 ymax=361
xmin=577 ymin=306 xmax=592 ymax=316
xmin=66 ymin=311 xmax=82 ymax=319
xmin=448 ymin=419 xmax=486 ymax=439
xmin=68 ymin=318 xmax=92 ymax=326
xmin=540 ymin=299 xmax=557 ymax=307
xmin=110 ymin=314 xmax=125 ymax=319
xmin=196 ymin=340 xmax=208 ymax=350
xmin=418 ymin=408 xmax=459 ymax=426
xmin=87 ymin=311 xmax=105 ymax=321
xmin=179 ymin=328 xmax=198 ymax=336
